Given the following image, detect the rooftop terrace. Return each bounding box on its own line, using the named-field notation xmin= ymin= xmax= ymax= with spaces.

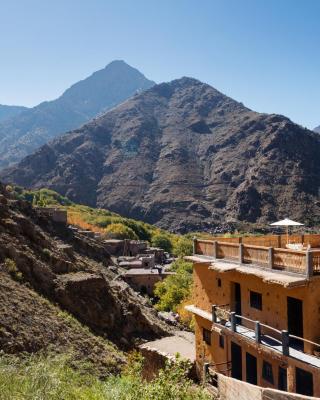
xmin=190 ymin=234 xmax=320 ymax=277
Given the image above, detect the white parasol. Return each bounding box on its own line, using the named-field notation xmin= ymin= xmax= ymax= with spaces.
xmin=270 ymin=218 xmax=304 ymax=244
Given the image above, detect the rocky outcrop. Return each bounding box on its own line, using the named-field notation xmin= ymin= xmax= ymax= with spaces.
xmin=0 ymin=60 xmax=154 ymax=168
xmin=2 ymin=78 xmax=320 ymax=232
xmin=0 ymin=183 xmax=171 ymax=351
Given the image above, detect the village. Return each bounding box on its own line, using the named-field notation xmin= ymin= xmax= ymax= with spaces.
xmin=33 ymin=204 xmax=320 ymax=399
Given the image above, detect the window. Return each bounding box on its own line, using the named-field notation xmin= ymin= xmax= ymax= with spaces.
xmin=250 ymin=291 xmax=262 ymax=310
xmin=202 ymin=328 xmax=211 ymax=345
xmin=217 ymin=278 xmax=222 ymax=287
xmin=262 ymin=361 xmax=274 ymax=384
xmin=219 ymin=334 xmax=224 ymax=348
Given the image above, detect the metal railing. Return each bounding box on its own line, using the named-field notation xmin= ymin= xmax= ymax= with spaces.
xmin=194 ymin=238 xmax=317 ymax=276
xmin=212 ymin=305 xmax=320 ymax=359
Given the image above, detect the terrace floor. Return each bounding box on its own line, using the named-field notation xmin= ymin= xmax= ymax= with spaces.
xmin=185 ymin=255 xmax=309 ymax=288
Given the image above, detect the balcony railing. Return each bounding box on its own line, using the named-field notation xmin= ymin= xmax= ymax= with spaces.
xmin=193 ymin=239 xmax=320 ymax=276
xmin=212 ymin=305 xmax=320 ymax=363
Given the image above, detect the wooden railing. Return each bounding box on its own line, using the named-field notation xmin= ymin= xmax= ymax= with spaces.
xmin=243 ymin=245 xmax=269 ymax=266
xmin=273 ymin=248 xmax=306 ymax=274
xmin=216 ymin=242 xmax=239 ymax=260
xmin=206 ymin=233 xmax=320 ymax=249
xmin=312 ymin=251 xmax=320 ymax=274
xmin=194 ymin=239 xmax=318 ymax=276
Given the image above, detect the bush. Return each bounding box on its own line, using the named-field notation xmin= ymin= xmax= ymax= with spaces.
xmin=0 ymin=353 xmax=211 ymax=400
xmin=151 ymin=233 xmax=173 ymax=253
xmin=104 ymin=223 xmax=139 ymax=240
xmin=154 ymin=269 xmax=192 ymax=312
xmin=173 ymin=236 xmax=193 ymax=257
xmin=3 ymin=258 xmax=23 ymax=282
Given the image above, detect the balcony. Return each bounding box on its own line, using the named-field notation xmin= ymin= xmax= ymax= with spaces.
xmin=191 ymin=238 xmax=320 ymax=277
xmin=186 ymin=304 xmax=320 ymax=369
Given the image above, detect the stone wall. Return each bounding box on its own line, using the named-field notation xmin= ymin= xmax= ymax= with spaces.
xmin=217 ymin=373 xmax=319 ymax=400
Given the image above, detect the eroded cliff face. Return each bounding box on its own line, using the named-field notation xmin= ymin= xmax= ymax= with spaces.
xmin=0 ymin=183 xmax=171 ymax=354
xmin=2 ymin=78 xmax=320 ymax=232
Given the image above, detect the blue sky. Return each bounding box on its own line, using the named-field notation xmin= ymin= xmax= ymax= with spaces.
xmin=0 ymin=0 xmax=319 ymax=128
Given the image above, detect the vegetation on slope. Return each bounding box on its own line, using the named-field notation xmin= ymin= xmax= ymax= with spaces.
xmin=0 ymin=353 xmax=210 ymax=400
xmin=11 ymin=186 xmax=194 ymax=257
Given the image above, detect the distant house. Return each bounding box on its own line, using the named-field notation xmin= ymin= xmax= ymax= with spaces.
xmin=34 ymin=207 xmax=67 ymax=224
xmin=123 ymin=267 xmax=174 ymax=296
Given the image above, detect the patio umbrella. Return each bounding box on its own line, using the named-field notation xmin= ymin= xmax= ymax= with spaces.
xmin=270 ymin=218 xmax=304 ymax=244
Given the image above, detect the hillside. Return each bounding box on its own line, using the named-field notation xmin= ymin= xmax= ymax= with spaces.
xmin=0 ymin=183 xmax=171 ymax=357
xmin=0 ymin=272 xmax=124 ymax=376
xmin=0 ymin=104 xmax=28 ymax=122
xmin=0 ymin=61 xmax=154 ymax=168
xmin=314 ymin=125 xmax=320 ymax=133
xmin=2 ymin=77 xmax=320 ymax=232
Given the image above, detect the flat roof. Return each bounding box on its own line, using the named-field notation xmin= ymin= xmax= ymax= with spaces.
xmin=125 ymin=268 xmax=173 ymax=275
xmin=139 ymin=331 xmax=195 ymax=362
xmin=185 ymin=256 xmax=309 ymax=288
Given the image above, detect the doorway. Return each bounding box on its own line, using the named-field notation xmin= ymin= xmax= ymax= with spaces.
xmin=232 ymin=282 xmax=242 ymax=323
xmin=246 ymin=352 xmax=257 ymax=385
xmin=278 ymin=367 xmax=287 ymax=391
xmin=287 ymin=297 xmax=303 ymax=349
xmin=296 ymin=368 xmax=313 ymax=396
xmin=231 ymin=342 xmax=242 ymax=380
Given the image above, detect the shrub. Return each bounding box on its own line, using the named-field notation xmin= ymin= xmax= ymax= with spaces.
xmin=151 ymin=233 xmax=173 ymax=253
xmin=42 ymin=248 xmax=52 ymax=261
xmin=104 ymin=223 xmax=138 ymax=240
xmin=3 ymin=258 xmax=23 ymax=282
xmin=173 ymin=236 xmax=193 ymax=257
xmin=154 ymin=269 xmax=192 ymax=312
xmin=0 ymin=353 xmax=211 ymax=400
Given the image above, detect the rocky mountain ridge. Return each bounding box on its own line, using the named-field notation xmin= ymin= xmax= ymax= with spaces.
xmin=0 ymin=104 xmax=28 ymax=122
xmin=0 ymin=60 xmax=154 ymax=168
xmin=2 ymin=77 xmax=320 ymax=232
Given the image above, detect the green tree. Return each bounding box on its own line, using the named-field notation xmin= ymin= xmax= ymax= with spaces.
xmin=151 ymin=233 xmax=173 ymax=253
xmin=154 ymin=270 xmax=192 ymax=312
xmin=104 ymin=223 xmax=138 ymax=240
xmin=173 ymin=236 xmax=193 ymax=257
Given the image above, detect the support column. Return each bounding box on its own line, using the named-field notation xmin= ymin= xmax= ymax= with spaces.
xmin=255 ymin=321 xmax=261 ymax=343
xmin=306 ymin=250 xmax=313 ymax=278
xmin=213 ymin=241 xmax=218 ymax=259
xmin=281 ymin=330 xmax=290 ymax=356
xmin=212 ymin=305 xmax=217 ymax=323
xmin=230 ymin=311 xmax=237 ymax=332
xmin=268 ymin=247 xmax=274 ymax=269
xmin=193 ymin=237 xmax=197 ymax=255
xmin=239 ymin=243 xmax=244 ymax=264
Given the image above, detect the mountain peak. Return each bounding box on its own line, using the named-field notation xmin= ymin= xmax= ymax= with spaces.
xmin=0 ymin=62 xmax=154 ymax=168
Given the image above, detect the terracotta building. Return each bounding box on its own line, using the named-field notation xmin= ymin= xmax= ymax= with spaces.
xmin=186 ymin=234 xmax=320 ymax=397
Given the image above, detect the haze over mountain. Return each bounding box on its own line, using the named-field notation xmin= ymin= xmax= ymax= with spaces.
xmin=314 ymin=126 xmax=320 ymax=133
xmin=2 ymin=77 xmax=320 ymax=232
xmin=0 ymin=60 xmax=154 ymax=168
xmin=0 ymin=104 xmax=28 ymax=122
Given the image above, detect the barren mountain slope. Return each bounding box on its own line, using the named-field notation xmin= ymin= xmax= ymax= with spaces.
xmin=2 ymin=78 xmax=320 ymax=232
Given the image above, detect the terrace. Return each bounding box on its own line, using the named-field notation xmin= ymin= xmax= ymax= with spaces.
xmin=189 ymin=234 xmax=320 ymax=277
xmin=186 ymin=303 xmax=320 ymax=371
